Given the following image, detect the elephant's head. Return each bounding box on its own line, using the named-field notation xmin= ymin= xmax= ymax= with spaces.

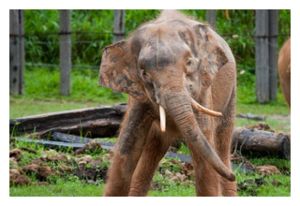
xmin=99 ymin=13 xmax=235 ymax=181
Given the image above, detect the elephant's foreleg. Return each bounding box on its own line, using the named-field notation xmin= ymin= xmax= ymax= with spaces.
xmin=128 ymin=125 xmax=170 ymax=196
xmin=104 ymin=101 xmax=153 ymax=196
xmin=215 ymin=121 xmax=237 ymax=195
xmin=192 ymin=157 xmax=221 ymax=196
xmin=187 ymin=128 xmax=222 ymax=196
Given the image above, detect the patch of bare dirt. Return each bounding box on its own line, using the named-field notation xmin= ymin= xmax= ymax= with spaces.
xmin=256 ymin=165 xmax=281 ymax=175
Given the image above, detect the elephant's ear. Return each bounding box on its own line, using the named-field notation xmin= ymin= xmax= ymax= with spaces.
xmin=99 ymin=40 xmax=146 ymax=100
xmin=193 ymin=24 xmax=229 ymax=88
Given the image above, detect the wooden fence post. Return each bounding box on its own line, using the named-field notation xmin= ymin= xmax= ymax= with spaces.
xmin=255 ymin=10 xmax=278 ymax=103
xmin=113 ymin=10 xmax=125 ymax=42
xmin=59 ymin=10 xmax=72 ymax=96
xmin=255 ymin=10 xmax=270 ymax=103
xmin=269 ymin=10 xmax=278 ymax=101
xmin=10 ymin=10 xmax=24 ymax=95
xmin=206 ymin=10 xmax=217 ymax=29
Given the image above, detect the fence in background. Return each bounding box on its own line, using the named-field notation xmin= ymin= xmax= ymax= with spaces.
xmin=255 ymin=10 xmax=278 ymax=103
xmin=113 ymin=10 xmax=125 ymax=43
xmin=59 ymin=10 xmax=72 ymax=96
xmin=10 ymin=10 xmax=24 ymax=95
xmin=10 ymin=10 xmax=289 ymax=103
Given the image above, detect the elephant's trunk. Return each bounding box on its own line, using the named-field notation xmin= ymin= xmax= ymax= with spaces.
xmin=162 ymin=91 xmax=235 ymax=181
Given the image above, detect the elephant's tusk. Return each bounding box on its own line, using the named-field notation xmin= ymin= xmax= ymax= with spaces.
xmin=191 ymin=98 xmax=223 ymax=117
xmin=159 ymin=105 xmax=166 ymax=132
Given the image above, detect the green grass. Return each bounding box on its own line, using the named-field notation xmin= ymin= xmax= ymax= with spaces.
xmin=10 ymin=177 xmax=195 ymax=197
xmin=23 ymin=67 xmax=127 ymax=103
xmin=10 ymin=172 xmax=289 ymax=197
xmin=235 ymin=118 xmax=290 ymax=133
xmin=10 ymin=178 xmax=104 ymax=196
xmin=10 ymin=97 xmax=99 ymax=119
xmin=235 ymin=172 xmax=290 ymax=196
xmin=10 ymin=67 xmax=127 ymax=118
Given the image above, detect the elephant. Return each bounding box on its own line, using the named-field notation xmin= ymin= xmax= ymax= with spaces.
xmin=99 ymin=11 xmax=237 ymax=196
xmin=278 ymin=38 xmax=290 ymax=107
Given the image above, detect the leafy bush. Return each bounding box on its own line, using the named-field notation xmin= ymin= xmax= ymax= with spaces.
xmin=24 ymin=10 xmax=290 ymax=69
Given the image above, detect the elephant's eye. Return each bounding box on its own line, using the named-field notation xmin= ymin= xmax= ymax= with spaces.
xmin=141 ymin=69 xmax=147 ymax=77
xmin=140 ymin=69 xmax=151 ymax=82
xmin=185 ymin=57 xmax=198 ymax=75
xmin=186 ymin=58 xmax=192 ymax=66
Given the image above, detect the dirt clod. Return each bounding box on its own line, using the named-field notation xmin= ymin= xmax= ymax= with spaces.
xmin=231 ymin=153 xmax=256 ymax=172
xmin=256 ymin=165 xmax=281 ymax=175
xmin=41 ymin=150 xmax=68 ymax=162
xmin=75 ymin=141 xmax=103 ymax=155
xmin=10 ymin=148 xmax=22 ymax=161
xmin=10 ymin=169 xmax=30 ymax=185
xmin=74 ymin=157 xmax=107 ymax=182
xmin=23 ymin=163 xmax=53 ymax=181
xmin=10 ymin=158 xmax=19 ymax=170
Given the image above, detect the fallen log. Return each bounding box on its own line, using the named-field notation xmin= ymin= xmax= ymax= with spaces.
xmin=10 ymin=104 xmax=127 ymax=137
xmin=232 ymin=128 xmax=290 ymax=159
xmin=38 ymin=118 xmax=122 ymax=138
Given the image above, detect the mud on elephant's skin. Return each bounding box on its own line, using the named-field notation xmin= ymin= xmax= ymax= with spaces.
xmin=278 ymin=38 xmax=290 ymax=107
xmin=99 ymin=11 xmax=237 ymax=196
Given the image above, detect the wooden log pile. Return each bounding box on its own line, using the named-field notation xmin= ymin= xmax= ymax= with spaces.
xmin=10 ymin=104 xmax=290 ymax=159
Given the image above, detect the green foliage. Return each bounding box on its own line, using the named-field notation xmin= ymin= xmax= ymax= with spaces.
xmin=24 ymin=10 xmax=59 ymax=64
xmin=71 ymin=10 xmax=113 ymax=65
xmin=24 ymin=10 xmax=290 ymax=70
xmin=218 ymin=10 xmax=256 ymax=74
xmin=278 ymin=10 xmax=291 ymax=46
xmin=125 ymin=10 xmax=160 ymax=32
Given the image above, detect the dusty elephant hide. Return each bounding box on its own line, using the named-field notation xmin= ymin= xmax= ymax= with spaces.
xmin=99 ymin=10 xmax=237 ymax=196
